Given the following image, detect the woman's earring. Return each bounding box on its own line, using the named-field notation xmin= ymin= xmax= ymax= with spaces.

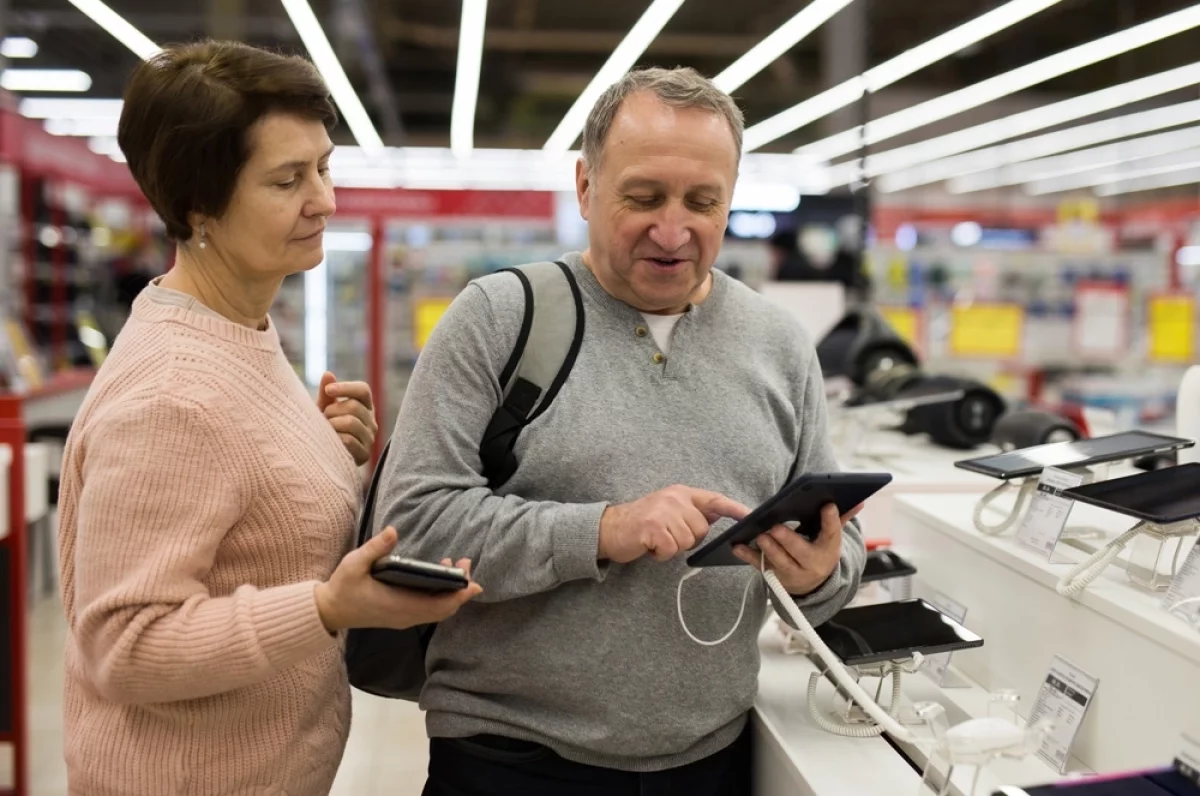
xmin=198 ymin=223 xmax=207 ymax=250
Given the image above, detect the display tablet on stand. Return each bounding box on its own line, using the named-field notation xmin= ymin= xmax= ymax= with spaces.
xmin=1061 ymin=463 xmax=1200 ymax=525
xmin=815 ymin=598 xmax=984 ymax=666
xmin=954 ymin=431 xmax=1194 ymax=481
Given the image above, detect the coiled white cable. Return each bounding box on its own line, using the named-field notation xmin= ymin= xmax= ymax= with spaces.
xmin=1056 ymin=525 xmax=1143 ymax=597
xmin=973 ymin=479 xmax=1035 ymax=536
xmin=676 ymin=555 xmax=763 ymax=647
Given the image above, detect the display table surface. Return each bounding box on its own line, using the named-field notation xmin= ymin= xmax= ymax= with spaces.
xmin=892 ymin=492 xmax=1200 ymax=773
xmin=835 ymin=431 xmax=997 ymax=540
xmin=755 ymin=620 xmax=1082 ymax=796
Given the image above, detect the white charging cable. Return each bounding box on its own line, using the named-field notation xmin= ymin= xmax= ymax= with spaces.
xmin=676 ymin=554 xmax=764 ymax=646
xmin=1056 ymin=525 xmax=1143 ymax=597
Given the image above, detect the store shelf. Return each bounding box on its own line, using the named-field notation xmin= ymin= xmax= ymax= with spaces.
xmin=893 ymin=492 xmax=1200 ymax=773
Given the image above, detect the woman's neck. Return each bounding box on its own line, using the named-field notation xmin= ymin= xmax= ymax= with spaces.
xmin=162 ymin=248 xmax=279 ymax=331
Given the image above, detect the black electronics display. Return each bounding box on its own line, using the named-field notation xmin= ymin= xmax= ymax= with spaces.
xmin=687 ymin=472 xmax=892 ymax=568
xmin=370 ymin=555 xmax=469 ymax=592
xmin=815 ymin=598 xmax=984 ymax=666
xmin=954 ymin=431 xmax=1195 ymax=481
xmin=993 ymin=766 xmax=1200 ymax=795
xmin=1061 ymin=463 xmax=1200 ymax=525
xmin=861 ymin=549 xmax=917 ymax=583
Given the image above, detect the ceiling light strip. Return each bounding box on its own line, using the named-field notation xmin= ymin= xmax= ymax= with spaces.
xmin=66 ymin=0 xmax=161 ymax=59
xmin=1095 ymin=164 xmax=1200 ymax=196
xmin=878 ymin=98 xmax=1200 ymax=192
xmin=795 ymin=4 xmax=1200 ymax=163
xmin=948 ymin=124 xmax=1200 ymax=193
xmin=280 ymin=0 xmax=385 ymax=155
xmin=713 ymin=0 xmax=855 ymax=93
xmin=543 ymin=0 xmax=687 ymax=156
xmin=0 ymin=69 xmax=92 ymax=92
xmin=450 ymin=0 xmax=489 ymax=158
xmin=1025 ymin=148 xmax=1200 ymax=194
xmin=742 ymin=0 xmax=1066 ymax=151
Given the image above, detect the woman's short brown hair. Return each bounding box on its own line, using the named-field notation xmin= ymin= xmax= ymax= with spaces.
xmin=118 ymin=41 xmax=338 ymax=242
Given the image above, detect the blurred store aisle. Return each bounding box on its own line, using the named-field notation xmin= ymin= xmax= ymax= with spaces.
xmin=8 ymin=589 xmax=428 ymax=795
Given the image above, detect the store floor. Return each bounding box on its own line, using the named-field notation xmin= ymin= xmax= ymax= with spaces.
xmin=7 ymin=592 xmax=430 ymax=795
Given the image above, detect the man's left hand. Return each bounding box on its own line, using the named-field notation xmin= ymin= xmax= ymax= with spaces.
xmin=317 ymin=371 xmax=378 ymax=466
xmin=733 ymin=503 xmax=862 ymax=596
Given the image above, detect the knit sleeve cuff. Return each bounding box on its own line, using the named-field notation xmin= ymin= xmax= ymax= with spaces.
xmin=552 ymin=502 xmax=611 ymax=584
xmin=252 ymin=581 xmax=338 ymax=670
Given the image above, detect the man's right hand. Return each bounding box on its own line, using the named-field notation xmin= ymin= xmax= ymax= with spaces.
xmin=598 ymin=486 xmax=750 ymax=563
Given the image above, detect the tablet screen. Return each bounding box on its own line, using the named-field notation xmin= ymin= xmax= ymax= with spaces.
xmin=955 ymin=431 xmax=1193 ymax=480
xmin=1063 ymin=463 xmax=1200 ymax=524
xmin=816 ymin=599 xmax=983 ymax=666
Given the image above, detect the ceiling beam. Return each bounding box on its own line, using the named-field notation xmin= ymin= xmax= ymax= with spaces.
xmin=380 ymin=19 xmax=762 ymax=56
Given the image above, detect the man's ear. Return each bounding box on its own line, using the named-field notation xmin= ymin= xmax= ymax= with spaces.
xmin=576 ymin=158 xmax=591 ymax=221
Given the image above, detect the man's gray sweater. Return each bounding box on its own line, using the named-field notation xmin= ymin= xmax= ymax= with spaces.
xmin=377 ymin=251 xmax=865 ymax=772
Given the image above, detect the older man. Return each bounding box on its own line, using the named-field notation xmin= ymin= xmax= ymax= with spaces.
xmin=377 ymin=66 xmax=866 ymax=795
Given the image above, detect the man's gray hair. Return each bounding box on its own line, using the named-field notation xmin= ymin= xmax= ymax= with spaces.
xmin=581 ymin=66 xmax=744 ymax=173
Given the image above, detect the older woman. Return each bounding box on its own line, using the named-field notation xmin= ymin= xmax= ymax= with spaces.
xmin=56 ymin=40 xmax=480 ymax=796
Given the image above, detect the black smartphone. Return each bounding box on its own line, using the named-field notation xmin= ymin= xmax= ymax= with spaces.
xmin=370 ymin=554 xmax=469 ymax=593
xmin=816 ymin=598 xmax=984 ymax=666
xmin=687 ymin=472 xmax=893 ymax=568
xmin=861 ymin=549 xmax=917 ymax=583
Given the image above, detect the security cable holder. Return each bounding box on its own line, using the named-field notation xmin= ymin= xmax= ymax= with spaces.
xmin=1058 ymin=517 xmax=1200 ymax=597
xmin=973 ymin=463 xmax=1110 ymax=542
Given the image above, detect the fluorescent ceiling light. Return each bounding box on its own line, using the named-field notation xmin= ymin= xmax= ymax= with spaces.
xmin=795 ymin=4 xmax=1200 ymax=163
xmin=19 ymin=97 xmax=124 ymax=120
xmin=44 ymin=117 xmax=120 ymax=137
xmin=743 ymin=0 xmax=1066 ymax=151
xmin=844 ymin=61 xmax=1200 ymax=188
xmin=280 ymin=0 xmax=385 ymax=155
xmin=451 ymin=0 xmax=488 ymax=159
xmin=1026 ymin=148 xmax=1200 ymax=195
xmin=543 ymin=0 xmax=687 ymax=155
xmin=1096 ymin=164 xmax=1200 ymax=196
xmin=1 ymin=37 xmax=38 ymax=59
xmin=0 ymin=69 xmax=92 ymax=92
xmin=949 ymin=125 xmax=1200 ymax=193
xmin=713 ymin=0 xmax=854 ymax=93
xmin=878 ymin=98 xmax=1200 ymax=192
xmin=66 ymin=0 xmax=161 ymax=59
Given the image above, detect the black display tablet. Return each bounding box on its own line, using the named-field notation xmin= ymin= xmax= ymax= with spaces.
xmin=815 ymin=598 xmax=984 ymax=666
xmin=992 ymin=766 xmax=1200 ymax=796
xmin=861 ymin=549 xmax=918 ymax=583
xmin=954 ymin=431 xmax=1194 ymax=481
xmin=1061 ymin=463 xmax=1200 ymax=525
xmin=686 ymin=472 xmax=893 ymax=568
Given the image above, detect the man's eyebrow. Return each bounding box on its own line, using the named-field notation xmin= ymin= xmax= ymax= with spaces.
xmin=268 ymin=145 xmax=335 ymax=173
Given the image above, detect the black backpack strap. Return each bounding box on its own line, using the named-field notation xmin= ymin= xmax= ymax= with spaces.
xmin=480 ymin=261 xmax=583 ymax=490
xmin=357 ymin=440 xmax=390 ymax=546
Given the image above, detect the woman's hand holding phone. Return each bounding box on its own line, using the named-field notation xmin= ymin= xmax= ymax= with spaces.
xmin=315 ymin=527 xmax=483 ymax=632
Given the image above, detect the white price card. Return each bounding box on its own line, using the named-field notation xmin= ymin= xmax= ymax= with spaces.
xmin=1016 ymin=467 xmax=1086 ymax=560
xmin=1176 ymin=733 xmax=1200 ymax=785
xmin=923 ymin=592 xmax=968 ymax=687
xmin=1163 ymin=542 xmax=1200 ymax=628
xmin=1029 ymin=655 xmax=1099 ymax=773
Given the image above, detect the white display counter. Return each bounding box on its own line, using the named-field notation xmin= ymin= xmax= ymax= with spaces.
xmin=892 ymin=492 xmax=1200 ymax=774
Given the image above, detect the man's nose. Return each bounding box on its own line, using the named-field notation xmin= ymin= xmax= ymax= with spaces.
xmin=647 ymin=204 xmax=693 ymax=252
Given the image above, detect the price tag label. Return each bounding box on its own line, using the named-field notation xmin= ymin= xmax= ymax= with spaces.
xmin=1015 ymin=467 xmax=1086 ymax=560
xmin=949 ymin=303 xmax=1024 ymax=359
xmin=1029 ymin=655 xmax=1099 ymax=774
xmin=1177 ymin=733 xmax=1200 ymax=786
xmin=923 ymin=592 xmax=968 ymax=687
xmin=1163 ymin=542 xmax=1200 ymax=628
xmin=1148 ymin=294 xmax=1196 ymax=364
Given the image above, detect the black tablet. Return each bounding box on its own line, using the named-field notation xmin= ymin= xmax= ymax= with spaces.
xmin=954 ymin=431 xmax=1194 ymax=481
xmin=1061 ymin=463 xmax=1200 ymax=525
xmin=861 ymin=549 xmax=918 ymax=583
xmin=686 ymin=472 xmax=892 ymax=568
xmin=816 ymin=598 xmax=984 ymax=666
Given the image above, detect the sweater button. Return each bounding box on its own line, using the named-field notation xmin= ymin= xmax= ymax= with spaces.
xmin=635 ymin=326 xmax=648 ymax=338
xmin=653 ymin=352 xmax=665 ymax=364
